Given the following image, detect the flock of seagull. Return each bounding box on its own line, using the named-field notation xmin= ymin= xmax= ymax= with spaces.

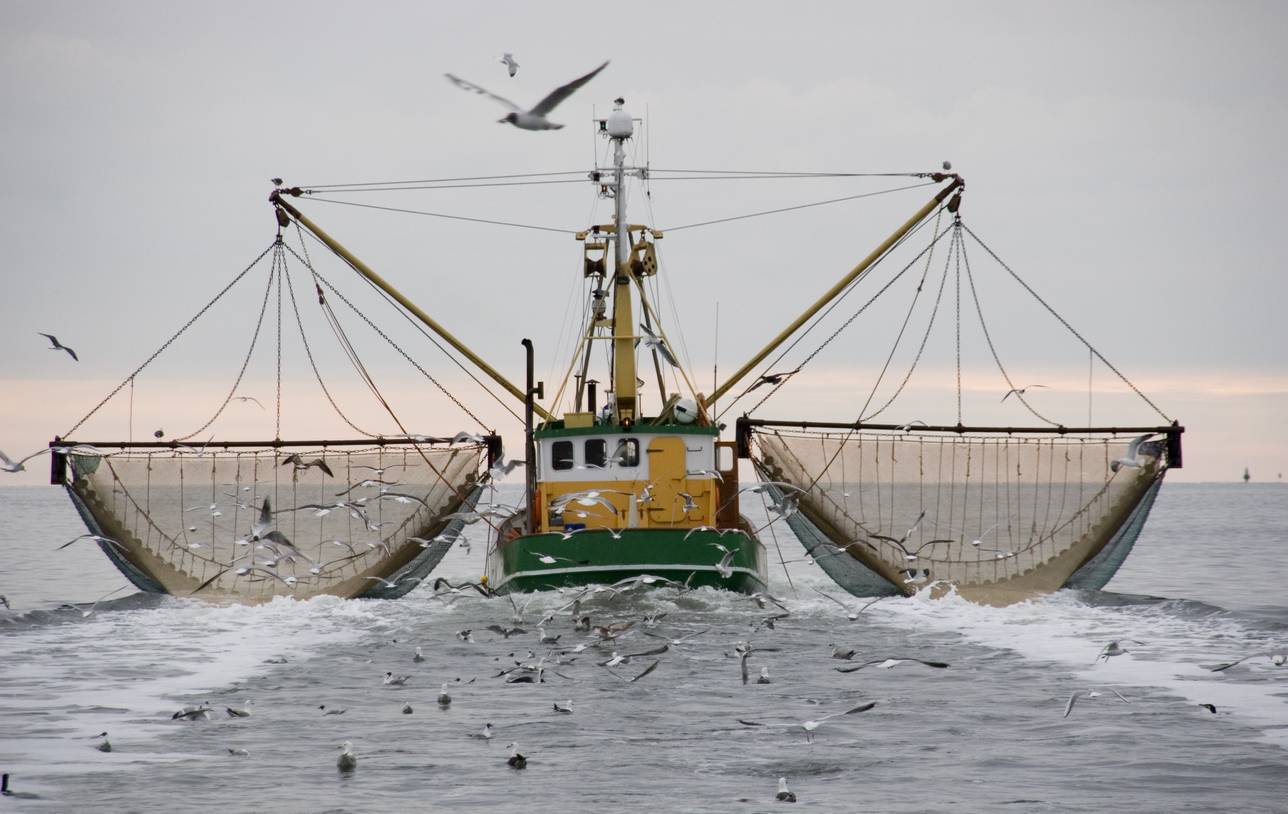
xmin=25 ymin=565 xmax=1279 ymax=807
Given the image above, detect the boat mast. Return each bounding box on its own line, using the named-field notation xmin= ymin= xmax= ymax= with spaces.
xmin=606 ymin=98 xmax=638 ymax=425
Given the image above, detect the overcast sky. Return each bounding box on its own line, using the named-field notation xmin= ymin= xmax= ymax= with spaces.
xmin=2 ymin=0 xmax=1285 ymax=483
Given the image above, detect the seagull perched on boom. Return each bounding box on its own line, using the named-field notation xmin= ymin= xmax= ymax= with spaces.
xmin=445 ymin=60 xmax=608 ymax=130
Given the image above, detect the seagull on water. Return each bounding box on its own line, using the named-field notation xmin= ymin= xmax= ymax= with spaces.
xmin=506 ymin=742 xmax=527 ymax=769
xmin=437 ymin=684 xmax=452 ymax=707
xmin=383 ymin=671 xmax=411 ymax=686
xmin=756 ymin=666 xmax=772 ymax=684
xmin=776 ymin=777 xmax=797 ymax=803
xmin=227 ymin=748 xmax=250 ymax=757
xmin=553 ymin=700 xmax=574 ymax=714
xmin=319 ymin=705 xmax=346 ymax=715
xmin=38 ymin=332 xmax=79 ymax=361
xmin=402 ymin=702 xmax=414 ymax=715
xmin=830 ymin=644 xmax=857 ymax=660
xmin=225 ymin=701 xmax=253 ymax=718
xmin=94 ymin=733 xmax=112 ymax=752
xmin=172 ymin=704 xmax=213 ymax=721
xmin=446 ymin=61 xmax=608 ymax=130
xmin=500 ymin=52 xmax=519 ymax=77
xmin=413 ymin=647 xmax=426 ymax=663
xmin=337 ymin=741 xmax=357 ymax=772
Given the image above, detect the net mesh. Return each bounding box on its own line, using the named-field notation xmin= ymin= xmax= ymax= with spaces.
xmin=751 ymin=428 xmax=1168 ymax=597
xmin=64 ymin=443 xmax=484 ymax=601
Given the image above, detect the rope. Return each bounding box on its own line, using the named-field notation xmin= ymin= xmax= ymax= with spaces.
xmin=959 ymin=231 xmax=1060 ymax=426
xmin=275 ymin=248 xmax=283 ymax=439
xmin=291 ymin=256 xmax=458 ymax=493
xmin=283 ymin=244 xmax=490 ymax=430
xmin=299 ymin=170 xmax=587 ymax=189
xmin=175 ymin=256 xmax=278 ymax=441
xmin=281 ymin=257 xmax=378 ymax=437
xmin=730 ymin=220 xmax=954 ymax=419
xmin=850 ymin=207 xmax=947 ymax=423
xmin=954 ymin=227 xmax=963 ymax=424
xmin=306 ymin=178 xmax=588 ymax=194
xmin=650 ymin=168 xmax=934 ymax=178
xmin=962 ymin=223 xmax=1172 ymax=423
xmin=60 ymin=242 xmax=275 ymax=439
xmin=303 ymin=197 xmax=576 ymax=234
xmin=860 ymin=208 xmax=951 ymax=421
xmin=661 ymin=181 xmax=936 ymax=232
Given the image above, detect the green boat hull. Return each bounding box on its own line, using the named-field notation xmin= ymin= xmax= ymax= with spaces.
xmin=485 ymin=527 xmax=768 ymax=594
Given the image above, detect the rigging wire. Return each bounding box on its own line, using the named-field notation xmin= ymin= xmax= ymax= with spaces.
xmin=300 ymin=170 xmax=587 ymax=189
xmin=175 ymin=254 xmax=279 ymax=442
xmin=281 ymin=246 xmax=458 ymax=491
xmin=717 ymin=209 xmax=947 ymax=420
xmin=859 ymin=208 xmax=952 ymax=422
xmin=739 ymin=222 xmax=955 ymax=421
xmin=958 ymin=232 xmax=1060 ymax=426
xmin=850 ymin=207 xmax=948 ymax=423
xmin=303 ymin=197 xmax=577 ymax=235
xmin=961 ymin=223 xmax=1172 ymax=423
xmin=662 ymin=181 xmax=936 ymax=233
xmin=60 ymin=242 xmax=276 ymax=440
xmin=280 ymin=253 xmax=378 ymax=437
xmin=290 ymin=224 xmax=522 ymax=426
xmin=305 ymin=178 xmax=588 ymax=194
xmin=650 ymin=169 xmax=933 ymax=178
xmin=282 ymin=242 xmax=493 ymax=430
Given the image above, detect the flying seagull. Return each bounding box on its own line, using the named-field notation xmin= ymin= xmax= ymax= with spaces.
xmin=38 ymin=333 xmax=79 ymax=361
xmin=637 ymin=323 xmax=679 ymax=367
xmin=1001 ymin=384 xmax=1047 ymax=402
xmin=445 ymin=60 xmax=608 ymax=130
xmin=1111 ymin=433 xmax=1156 ymax=472
xmin=500 ymin=52 xmax=519 ymax=77
xmin=0 ymin=448 xmax=44 ymax=474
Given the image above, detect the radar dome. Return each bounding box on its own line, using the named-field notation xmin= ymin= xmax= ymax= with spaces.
xmin=673 ymin=397 xmax=698 ymax=424
xmin=606 ymin=97 xmax=633 ymax=138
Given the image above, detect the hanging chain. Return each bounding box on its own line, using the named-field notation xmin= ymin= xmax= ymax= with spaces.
xmin=60 ymin=242 xmax=276 ymax=440
xmin=736 ymin=219 xmax=955 ymax=419
xmin=175 ymin=252 xmax=279 ymax=441
xmin=862 ymin=209 xmax=953 ymax=421
xmin=954 ymin=223 xmax=963 ymax=424
xmin=854 ymin=206 xmax=946 ymax=422
xmin=283 ymin=243 xmax=490 ymax=430
xmin=281 ymin=258 xmax=378 ymax=437
xmin=959 ymin=233 xmax=1059 ymax=426
xmin=962 ymin=223 xmax=1171 ymax=423
xmin=275 ymin=243 xmax=283 ymax=440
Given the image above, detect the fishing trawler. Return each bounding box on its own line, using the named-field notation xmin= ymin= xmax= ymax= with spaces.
xmin=50 ymin=97 xmax=1182 ymax=605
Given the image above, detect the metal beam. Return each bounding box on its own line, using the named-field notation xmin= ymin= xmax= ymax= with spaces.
xmin=273 ymin=193 xmax=553 ymax=421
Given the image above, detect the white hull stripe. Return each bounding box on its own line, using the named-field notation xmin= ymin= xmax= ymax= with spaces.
xmin=492 ymin=563 xmax=765 ymax=589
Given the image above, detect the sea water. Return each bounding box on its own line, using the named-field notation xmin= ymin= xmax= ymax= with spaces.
xmin=1 ymin=482 xmax=1285 ymax=812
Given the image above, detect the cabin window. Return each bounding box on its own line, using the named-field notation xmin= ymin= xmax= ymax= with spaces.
xmin=610 ymin=438 xmax=639 ymax=467
xmin=717 ymin=444 xmax=734 ymax=471
xmin=552 ymin=440 xmax=574 ymax=470
xmin=585 ymin=438 xmax=607 ymax=469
